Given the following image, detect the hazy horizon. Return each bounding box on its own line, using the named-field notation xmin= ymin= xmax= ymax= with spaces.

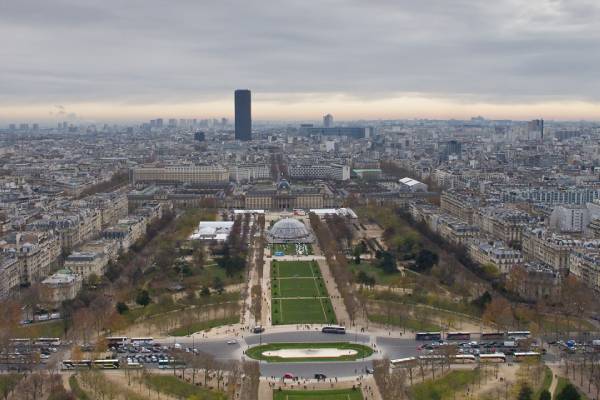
xmin=2 ymin=0 xmax=600 ymax=122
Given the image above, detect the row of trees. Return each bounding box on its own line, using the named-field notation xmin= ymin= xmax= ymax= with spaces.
xmin=309 ymin=212 xmax=361 ymax=325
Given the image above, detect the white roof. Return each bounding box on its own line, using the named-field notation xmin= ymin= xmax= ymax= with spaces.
xmin=400 ymin=177 xmax=423 ymax=186
xmin=189 ymin=221 xmax=234 ymax=240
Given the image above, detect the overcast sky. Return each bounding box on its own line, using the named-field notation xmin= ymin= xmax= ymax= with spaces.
xmin=1 ymin=0 xmax=600 ymax=122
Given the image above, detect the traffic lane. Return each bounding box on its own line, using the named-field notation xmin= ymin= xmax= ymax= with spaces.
xmin=260 ymin=360 xmax=374 ymax=379
xmin=245 ymin=332 xmax=371 ymax=346
xmin=375 ymin=338 xmax=420 ymax=359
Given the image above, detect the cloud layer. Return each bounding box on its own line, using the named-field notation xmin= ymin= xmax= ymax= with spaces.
xmin=1 ymin=0 xmax=600 ymax=120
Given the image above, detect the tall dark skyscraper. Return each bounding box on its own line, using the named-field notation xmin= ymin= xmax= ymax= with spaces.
xmin=234 ymin=89 xmax=252 ymax=141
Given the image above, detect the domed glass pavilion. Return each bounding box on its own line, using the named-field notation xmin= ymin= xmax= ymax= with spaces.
xmin=267 ymin=218 xmax=314 ymax=244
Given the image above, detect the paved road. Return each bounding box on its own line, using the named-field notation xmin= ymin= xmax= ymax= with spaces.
xmin=157 ymin=330 xmax=422 ymax=378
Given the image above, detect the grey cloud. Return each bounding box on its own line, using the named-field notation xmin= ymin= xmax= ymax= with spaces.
xmin=0 ymin=0 xmax=599 ymax=107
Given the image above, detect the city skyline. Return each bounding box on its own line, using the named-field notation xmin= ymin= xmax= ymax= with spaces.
xmin=2 ymin=0 xmax=600 ymax=121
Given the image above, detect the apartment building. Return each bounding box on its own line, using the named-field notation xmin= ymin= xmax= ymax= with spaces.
xmin=569 ymin=250 xmax=600 ymax=292
xmin=468 ymin=240 xmax=523 ymax=274
xmin=40 ymin=270 xmax=82 ymax=304
xmin=521 ymin=228 xmax=573 ymax=273
xmin=65 ymin=251 xmax=109 ymax=280
xmin=131 ymin=165 xmax=229 ymax=184
xmin=0 ymin=254 xmax=19 ymax=299
xmin=288 ymin=163 xmax=350 ymax=181
xmin=473 ymin=207 xmax=529 ymax=244
xmin=440 ymin=191 xmax=477 ymax=224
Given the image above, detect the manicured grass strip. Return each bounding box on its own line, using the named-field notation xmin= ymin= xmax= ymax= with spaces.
xmin=272 ymin=298 xmax=336 ymax=325
xmin=273 ymin=261 xmax=316 ymax=278
xmin=69 ymin=375 xmax=90 ymax=400
xmin=410 ymin=370 xmax=480 ymax=400
xmin=246 ymin=342 xmax=373 ymax=362
xmin=143 ymin=374 xmax=227 ymax=400
xmin=168 ymin=315 xmax=240 ymax=336
xmin=274 ymin=388 xmax=363 ymax=400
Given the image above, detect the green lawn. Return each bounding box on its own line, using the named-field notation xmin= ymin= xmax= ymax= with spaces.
xmin=272 ymin=261 xmax=317 ymax=278
xmin=143 ymin=374 xmax=227 ymax=400
xmin=16 ymin=320 xmax=64 ymax=338
xmin=409 ymin=370 xmax=480 ymax=400
xmin=274 ymin=388 xmax=363 ymax=400
xmin=554 ymin=376 xmax=589 ymax=400
xmin=276 ymin=277 xmax=326 ymax=297
xmin=272 ymin=298 xmax=336 ymax=325
xmin=271 ymin=261 xmax=336 ymax=325
xmin=247 ymin=342 xmax=373 ymax=362
xmin=273 ymin=243 xmax=313 ymax=256
xmin=350 ymin=261 xmax=404 ymax=286
xmin=368 ymin=313 xmax=442 ymax=332
xmin=168 ymin=315 xmax=240 ymax=336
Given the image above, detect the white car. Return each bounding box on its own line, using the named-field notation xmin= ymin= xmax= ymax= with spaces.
xmin=226 ymin=340 xmax=237 ymax=345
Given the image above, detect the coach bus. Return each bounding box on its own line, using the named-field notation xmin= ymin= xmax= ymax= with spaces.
xmin=35 ymin=337 xmax=61 ymax=346
xmin=451 ymin=354 xmax=477 ymax=364
xmin=93 ymin=359 xmax=120 ymax=369
xmin=131 ymin=337 xmax=154 ymax=345
xmin=62 ymin=360 xmax=92 ymax=370
xmin=514 ymin=352 xmax=541 ymax=362
xmin=415 ymin=332 xmax=442 ymax=341
xmin=106 ymin=336 xmax=128 ymax=347
xmin=446 ymin=332 xmax=471 ymax=341
xmin=158 ymin=359 xmax=185 ymax=369
xmin=479 ymin=353 xmax=507 ymax=363
xmin=322 ymin=326 xmax=346 ymax=334
xmin=390 ymin=357 xmax=418 ymax=368
xmin=480 ymin=332 xmax=505 ymax=340
xmin=507 ymin=331 xmax=531 ymax=339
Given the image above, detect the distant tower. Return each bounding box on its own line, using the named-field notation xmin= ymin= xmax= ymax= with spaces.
xmin=323 ymin=114 xmax=334 ymax=128
xmin=528 ymin=119 xmax=544 ymax=141
xmin=235 ymin=89 xmax=252 ymax=141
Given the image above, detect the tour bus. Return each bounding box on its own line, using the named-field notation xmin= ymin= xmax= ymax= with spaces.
xmin=131 ymin=337 xmax=154 ymax=345
xmin=514 ymin=352 xmax=541 ymax=362
xmin=35 ymin=337 xmax=61 ymax=346
xmin=126 ymin=361 xmax=143 ymax=369
xmin=322 ymin=326 xmax=346 ymax=334
xmin=158 ymin=359 xmax=184 ymax=369
xmin=106 ymin=336 xmax=128 ymax=347
xmin=390 ymin=357 xmax=418 ymax=368
xmin=9 ymin=338 xmax=32 ymax=347
xmin=415 ymin=332 xmax=442 ymax=341
xmin=480 ymin=332 xmax=505 ymax=341
xmin=93 ymin=359 xmax=120 ymax=369
xmin=507 ymin=331 xmax=531 ymax=339
xmin=479 ymin=353 xmax=507 ymax=363
xmin=446 ymin=332 xmax=471 ymax=341
xmin=62 ymin=360 xmax=93 ymax=370
xmin=451 ymin=354 xmax=477 ymax=364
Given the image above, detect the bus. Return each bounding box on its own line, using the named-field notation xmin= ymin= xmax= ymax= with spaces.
xmin=322 ymin=326 xmax=346 ymax=334
xmin=158 ymin=359 xmax=185 ymax=369
xmin=416 ymin=332 xmax=442 ymax=341
xmin=61 ymin=360 xmax=92 ymax=370
xmin=390 ymin=357 xmax=417 ymax=368
xmin=479 ymin=353 xmax=507 ymax=363
xmin=131 ymin=337 xmax=154 ymax=345
xmin=507 ymin=331 xmax=531 ymax=339
xmin=35 ymin=338 xmax=61 ymax=346
xmin=106 ymin=336 xmax=128 ymax=347
xmin=126 ymin=361 xmax=143 ymax=369
xmin=93 ymin=359 xmax=120 ymax=369
xmin=514 ymin=352 xmax=541 ymax=362
xmin=451 ymin=354 xmax=477 ymax=364
xmin=446 ymin=332 xmax=471 ymax=341
xmin=481 ymin=332 xmax=505 ymax=341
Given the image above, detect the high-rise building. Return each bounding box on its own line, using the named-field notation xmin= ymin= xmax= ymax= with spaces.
xmin=528 ymin=119 xmax=544 ymax=141
xmin=323 ymin=114 xmax=334 ymax=128
xmin=234 ymin=89 xmax=251 ymax=141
